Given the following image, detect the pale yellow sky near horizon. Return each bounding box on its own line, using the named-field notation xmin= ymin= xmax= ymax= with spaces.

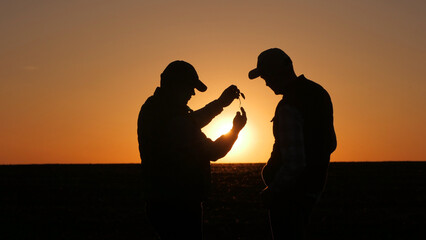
xmin=1 ymin=0 xmax=425 ymax=164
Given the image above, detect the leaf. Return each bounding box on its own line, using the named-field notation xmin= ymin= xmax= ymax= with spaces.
xmin=241 ymin=92 xmax=245 ymax=99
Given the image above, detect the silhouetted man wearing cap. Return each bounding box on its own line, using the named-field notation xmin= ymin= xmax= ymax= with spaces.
xmin=138 ymin=60 xmax=247 ymax=239
xmin=249 ymin=48 xmax=337 ymax=240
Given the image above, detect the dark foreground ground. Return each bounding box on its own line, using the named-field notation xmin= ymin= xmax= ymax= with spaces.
xmin=1 ymin=162 xmax=425 ymax=240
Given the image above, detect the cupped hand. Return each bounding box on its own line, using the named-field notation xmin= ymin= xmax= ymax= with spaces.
xmin=218 ymin=85 xmax=240 ymax=108
xmin=233 ymin=107 xmax=247 ymax=132
xmin=260 ymin=187 xmax=273 ymax=209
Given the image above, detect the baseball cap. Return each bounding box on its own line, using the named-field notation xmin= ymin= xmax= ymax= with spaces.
xmin=248 ymin=48 xmax=292 ymax=79
xmin=161 ymin=60 xmax=207 ymax=92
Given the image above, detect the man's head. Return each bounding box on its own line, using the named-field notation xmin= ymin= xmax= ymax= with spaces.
xmin=160 ymin=60 xmax=207 ymax=104
xmin=248 ymin=48 xmax=296 ymax=94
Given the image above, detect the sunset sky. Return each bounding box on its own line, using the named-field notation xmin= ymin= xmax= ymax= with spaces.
xmin=1 ymin=0 xmax=425 ymax=164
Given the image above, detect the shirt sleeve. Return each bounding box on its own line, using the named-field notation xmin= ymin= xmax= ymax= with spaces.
xmin=168 ymin=112 xmax=238 ymax=163
xmin=270 ymin=104 xmax=306 ymax=192
xmin=190 ymin=100 xmax=223 ymax=128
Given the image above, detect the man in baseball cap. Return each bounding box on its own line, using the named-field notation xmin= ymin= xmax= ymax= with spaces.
xmin=138 ymin=60 xmax=247 ymax=239
xmin=248 ymin=48 xmax=292 ymax=81
xmin=161 ymin=60 xmax=207 ymax=93
xmin=249 ymin=48 xmax=337 ymax=240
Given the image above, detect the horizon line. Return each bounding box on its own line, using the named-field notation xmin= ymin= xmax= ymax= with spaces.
xmin=1 ymin=160 xmax=426 ymax=166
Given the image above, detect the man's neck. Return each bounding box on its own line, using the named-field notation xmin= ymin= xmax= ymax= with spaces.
xmin=281 ymin=74 xmax=298 ymax=89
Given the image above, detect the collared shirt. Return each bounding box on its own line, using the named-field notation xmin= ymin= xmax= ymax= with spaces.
xmin=263 ymin=75 xmax=337 ymax=198
xmin=138 ymin=87 xmax=236 ymax=201
xmin=270 ymin=102 xmax=306 ymax=190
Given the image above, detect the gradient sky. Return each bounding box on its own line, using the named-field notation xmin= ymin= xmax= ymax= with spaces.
xmin=1 ymin=0 xmax=425 ymax=164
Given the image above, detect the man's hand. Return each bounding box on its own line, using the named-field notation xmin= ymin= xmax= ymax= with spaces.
xmin=260 ymin=186 xmax=273 ymax=209
xmin=232 ymin=107 xmax=247 ymax=132
xmin=218 ymin=85 xmax=240 ymax=108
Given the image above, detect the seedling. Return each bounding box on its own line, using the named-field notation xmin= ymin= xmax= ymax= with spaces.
xmin=238 ymin=92 xmax=245 ymax=108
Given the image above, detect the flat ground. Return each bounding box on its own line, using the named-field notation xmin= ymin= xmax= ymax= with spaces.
xmin=0 ymin=162 xmax=425 ymax=239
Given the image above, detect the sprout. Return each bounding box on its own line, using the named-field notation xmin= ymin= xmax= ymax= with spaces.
xmin=238 ymin=92 xmax=245 ymax=108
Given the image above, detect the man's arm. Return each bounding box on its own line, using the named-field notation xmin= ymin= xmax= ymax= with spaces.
xmin=204 ymin=107 xmax=247 ymax=161
xmin=191 ymin=85 xmax=241 ymax=128
xmin=168 ymin=107 xmax=247 ymax=163
xmin=191 ymin=100 xmax=224 ymax=128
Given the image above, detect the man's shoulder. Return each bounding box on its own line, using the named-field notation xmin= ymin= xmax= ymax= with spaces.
xmin=138 ymin=94 xmax=165 ymax=127
xmin=140 ymin=94 xmax=164 ymax=115
xmin=142 ymin=94 xmax=157 ymax=107
xmin=299 ymin=76 xmax=326 ymax=92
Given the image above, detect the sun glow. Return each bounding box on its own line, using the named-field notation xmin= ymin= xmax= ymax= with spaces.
xmin=202 ymin=116 xmax=252 ymax=160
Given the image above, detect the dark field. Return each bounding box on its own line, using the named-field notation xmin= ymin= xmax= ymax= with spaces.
xmin=1 ymin=162 xmax=425 ymax=240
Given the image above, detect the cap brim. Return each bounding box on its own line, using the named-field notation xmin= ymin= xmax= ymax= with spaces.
xmin=194 ymin=79 xmax=207 ymax=92
xmin=248 ymin=68 xmax=260 ymax=79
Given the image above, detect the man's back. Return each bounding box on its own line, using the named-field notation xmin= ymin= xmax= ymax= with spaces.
xmin=138 ymin=89 xmax=182 ymax=200
xmin=282 ymin=75 xmax=337 ymax=193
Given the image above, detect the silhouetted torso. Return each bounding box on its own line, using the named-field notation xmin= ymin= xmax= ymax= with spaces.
xmin=264 ymin=75 xmax=337 ymax=195
xmin=138 ymin=87 xmax=219 ymax=201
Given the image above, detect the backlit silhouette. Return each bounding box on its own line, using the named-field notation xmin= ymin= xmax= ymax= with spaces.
xmin=137 ymin=60 xmax=247 ymax=239
xmin=249 ymin=48 xmax=337 ymax=240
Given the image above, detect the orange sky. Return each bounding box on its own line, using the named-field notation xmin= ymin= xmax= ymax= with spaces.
xmin=1 ymin=0 xmax=425 ymax=164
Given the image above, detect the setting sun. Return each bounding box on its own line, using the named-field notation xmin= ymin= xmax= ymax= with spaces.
xmin=202 ymin=113 xmax=252 ymax=160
